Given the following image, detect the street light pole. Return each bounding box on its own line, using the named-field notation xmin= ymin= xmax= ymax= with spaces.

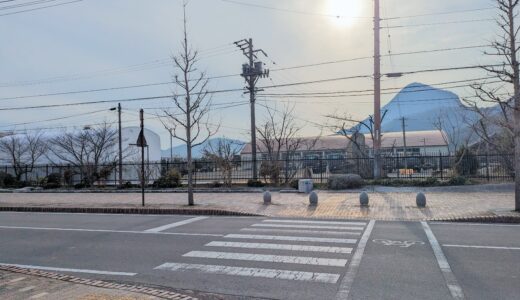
xmin=110 ymin=104 xmax=123 ymax=187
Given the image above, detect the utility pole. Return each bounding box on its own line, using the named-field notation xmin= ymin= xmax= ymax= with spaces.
xmin=138 ymin=109 xmax=146 ymax=207
xmin=401 ymin=117 xmax=408 ymax=171
xmin=235 ymin=38 xmax=269 ymax=180
xmin=373 ymin=0 xmax=382 ymax=179
xmin=118 ymin=103 xmax=123 ymax=187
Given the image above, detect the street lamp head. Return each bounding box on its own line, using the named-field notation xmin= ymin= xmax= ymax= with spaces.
xmin=109 ymin=107 xmax=117 ymax=111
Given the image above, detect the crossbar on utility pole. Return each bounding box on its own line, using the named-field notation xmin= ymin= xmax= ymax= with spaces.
xmin=373 ymin=0 xmax=382 ymax=179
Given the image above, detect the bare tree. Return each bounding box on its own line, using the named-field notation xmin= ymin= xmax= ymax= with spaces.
xmin=433 ymin=108 xmax=474 ymax=155
xmin=326 ymin=113 xmax=371 ymax=159
xmin=161 ymin=2 xmax=218 ymax=205
xmin=48 ymin=123 xmax=117 ymax=186
xmin=464 ymin=0 xmax=520 ymax=210
xmin=202 ymin=138 xmax=241 ymax=187
xmin=0 ymin=131 xmax=48 ymax=181
xmin=256 ymin=105 xmax=306 ymax=185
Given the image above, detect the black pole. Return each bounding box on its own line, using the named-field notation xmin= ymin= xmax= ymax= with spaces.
xmin=140 ymin=109 xmax=145 ymax=207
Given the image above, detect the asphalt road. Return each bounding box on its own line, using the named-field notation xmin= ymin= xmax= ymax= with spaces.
xmin=0 ymin=212 xmax=518 ymax=300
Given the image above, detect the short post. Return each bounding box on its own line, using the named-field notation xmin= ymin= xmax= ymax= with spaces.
xmin=309 ymin=191 xmax=318 ymax=206
xmin=263 ymin=191 xmax=271 ymax=205
xmin=360 ymin=191 xmax=369 ymax=206
xmin=416 ymin=192 xmax=426 ymax=207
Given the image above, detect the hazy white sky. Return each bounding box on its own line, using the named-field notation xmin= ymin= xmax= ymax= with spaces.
xmin=0 ymin=0 xmax=505 ymax=148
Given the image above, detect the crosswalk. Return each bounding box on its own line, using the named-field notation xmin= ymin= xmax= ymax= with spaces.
xmin=154 ymin=218 xmax=368 ymax=285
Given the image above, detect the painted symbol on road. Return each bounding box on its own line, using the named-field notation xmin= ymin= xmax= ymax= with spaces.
xmin=372 ymin=239 xmax=425 ymax=248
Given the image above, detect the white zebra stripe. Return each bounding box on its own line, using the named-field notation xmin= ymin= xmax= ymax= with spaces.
xmin=154 ymin=263 xmax=340 ymax=283
xmin=225 ymin=234 xmax=357 ymax=244
xmin=252 ymin=224 xmax=364 ymax=231
xmin=206 ymin=241 xmax=353 ymax=254
xmin=263 ymin=219 xmax=366 ymax=226
xmin=240 ymin=228 xmax=361 ymax=236
xmin=183 ymin=251 xmax=348 ymax=267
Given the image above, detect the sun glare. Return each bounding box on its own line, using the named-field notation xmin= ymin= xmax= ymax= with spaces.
xmin=326 ymin=0 xmax=363 ymax=27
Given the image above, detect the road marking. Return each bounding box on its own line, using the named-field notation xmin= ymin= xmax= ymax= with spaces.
xmin=154 ymin=263 xmax=340 ymax=283
xmin=206 ymin=241 xmax=353 ymax=254
xmin=240 ymin=228 xmax=362 ymax=236
xmin=183 ymin=251 xmax=348 ymax=266
xmin=252 ymin=224 xmax=364 ymax=231
xmin=263 ymin=219 xmax=366 ymax=226
xmin=422 ymin=222 xmax=465 ymax=299
xmin=30 ymin=292 xmax=49 ymax=299
xmin=18 ymin=286 xmax=36 ymax=292
xmin=335 ymin=220 xmax=375 ymax=300
xmin=0 ymin=263 xmax=137 ymax=276
xmin=225 ymin=234 xmax=357 ymax=244
xmin=8 ymin=276 xmax=26 ymax=283
xmin=0 ymin=225 xmax=222 ymax=237
xmin=443 ymin=244 xmax=520 ymax=250
xmin=372 ymin=239 xmax=425 ymax=248
xmin=430 ymin=222 xmax=520 ymax=227
xmin=144 ymin=216 xmax=208 ymax=233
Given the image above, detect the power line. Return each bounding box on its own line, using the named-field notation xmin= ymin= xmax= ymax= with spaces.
xmin=382 ymin=18 xmax=494 ymax=29
xmin=0 ymin=0 xmax=82 ymax=17
xmin=0 ymin=109 xmax=107 ymax=128
xmin=383 ymin=7 xmax=495 ymax=20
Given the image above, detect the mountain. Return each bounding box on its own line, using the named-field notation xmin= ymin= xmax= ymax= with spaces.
xmin=355 ymin=82 xmax=479 ymax=134
xmin=161 ymin=138 xmax=246 ymax=159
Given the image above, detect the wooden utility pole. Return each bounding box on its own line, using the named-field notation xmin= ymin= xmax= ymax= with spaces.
xmin=373 ymin=0 xmax=382 ymax=179
xmin=139 ymin=109 xmax=146 ymax=207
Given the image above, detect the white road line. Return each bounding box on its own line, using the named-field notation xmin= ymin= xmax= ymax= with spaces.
xmin=154 ymin=263 xmax=340 ymax=284
xmin=206 ymin=241 xmax=353 ymax=254
xmin=18 ymin=286 xmax=36 ymax=292
xmin=30 ymin=292 xmax=49 ymax=299
xmin=421 ymin=222 xmax=465 ymax=299
xmin=263 ymin=219 xmax=366 ymax=226
xmin=0 ymin=263 xmax=136 ymax=276
xmin=252 ymin=224 xmax=364 ymax=231
xmin=144 ymin=216 xmax=208 ymax=233
xmin=241 ymin=228 xmax=362 ymax=236
xmin=443 ymin=244 xmax=520 ymax=250
xmin=335 ymin=220 xmax=375 ymax=300
xmin=225 ymin=234 xmax=357 ymax=244
xmin=0 ymin=225 xmax=222 ymax=237
xmin=8 ymin=276 xmax=26 ymax=283
xmin=430 ymin=222 xmax=520 ymax=227
xmin=183 ymin=251 xmax=348 ymax=267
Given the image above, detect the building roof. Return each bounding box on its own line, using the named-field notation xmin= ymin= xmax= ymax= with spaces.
xmin=364 ymin=130 xmax=447 ymax=148
xmin=241 ymin=136 xmax=352 ymax=154
xmin=240 ymin=130 xmax=448 ymax=154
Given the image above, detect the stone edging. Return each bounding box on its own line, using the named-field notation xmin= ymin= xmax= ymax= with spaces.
xmin=0 ymin=264 xmax=196 ymax=300
xmin=0 ymin=206 xmax=261 ymax=216
xmin=431 ymin=215 xmax=520 ymax=223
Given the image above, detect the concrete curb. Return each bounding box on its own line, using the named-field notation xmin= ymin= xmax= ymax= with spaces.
xmin=432 ymin=215 xmax=520 ymax=224
xmin=0 ymin=206 xmax=262 ymax=216
xmin=0 ymin=264 xmax=197 ymax=299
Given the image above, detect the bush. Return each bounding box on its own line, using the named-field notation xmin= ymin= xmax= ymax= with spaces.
xmin=328 ymin=174 xmax=364 ymax=190
xmin=155 ymin=169 xmax=181 ymax=188
xmin=447 ymin=176 xmax=467 ymax=186
xmin=288 ymin=179 xmax=299 ymax=189
xmin=0 ymin=172 xmax=16 ymax=188
xmin=123 ymin=181 xmax=133 ymax=189
xmin=247 ymin=179 xmax=265 ymax=187
xmin=74 ymin=183 xmax=87 ymax=189
xmin=211 ymin=181 xmax=223 ymax=188
xmin=454 ymin=147 xmax=479 ymax=176
xmin=43 ymin=173 xmax=62 ymax=189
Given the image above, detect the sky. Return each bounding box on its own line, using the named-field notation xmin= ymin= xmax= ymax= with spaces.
xmin=0 ymin=0 xmax=506 ymax=149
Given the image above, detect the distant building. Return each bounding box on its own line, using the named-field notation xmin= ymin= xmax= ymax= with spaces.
xmin=364 ymin=130 xmax=449 ymax=156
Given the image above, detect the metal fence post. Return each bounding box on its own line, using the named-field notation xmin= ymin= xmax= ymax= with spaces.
xmin=439 ymin=152 xmax=444 ymax=180
xmin=319 ymin=158 xmax=323 ymax=184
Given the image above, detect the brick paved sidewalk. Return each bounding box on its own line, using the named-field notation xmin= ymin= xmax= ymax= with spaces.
xmin=0 ymin=265 xmax=195 ymax=300
xmin=0 ymin=184 xmax=518 ymax=221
